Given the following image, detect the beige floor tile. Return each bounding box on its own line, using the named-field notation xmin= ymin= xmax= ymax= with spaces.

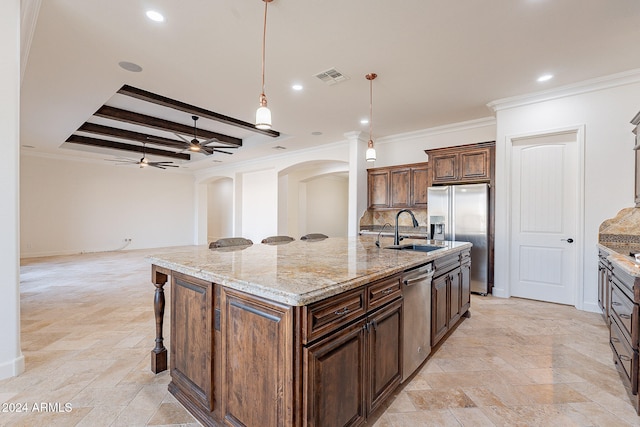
xmin=3 ymin=249 xmax=640 ymax=426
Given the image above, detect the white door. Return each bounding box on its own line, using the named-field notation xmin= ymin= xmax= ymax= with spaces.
xmin=510 ymin=132 xmax=578 ymax=305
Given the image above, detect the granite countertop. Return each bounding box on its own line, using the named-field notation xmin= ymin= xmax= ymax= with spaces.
xmin=359 ymin=225 xmax=430 ymax=239
xmin=597 ymin=243 xmax=640 ymax=278
xmin=148 ymin=236 xmax=472 ymax=306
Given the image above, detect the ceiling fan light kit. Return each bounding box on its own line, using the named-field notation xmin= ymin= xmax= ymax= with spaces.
xmin=256 ymin=0 xmax=273 ymax=130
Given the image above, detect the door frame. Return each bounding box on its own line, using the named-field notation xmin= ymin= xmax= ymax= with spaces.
xmin=503 ymin=124 xmax=586 ymax=309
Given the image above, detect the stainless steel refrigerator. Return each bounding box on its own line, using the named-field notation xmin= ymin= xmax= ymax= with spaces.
xmin=427 ymin=183 xmax=489 ymax=295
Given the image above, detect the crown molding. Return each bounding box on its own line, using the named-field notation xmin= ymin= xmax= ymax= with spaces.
xmin=376 ymin=117 xmax=496 ymax=145
xmin=487 ymin=68 xmax=640 ymax=112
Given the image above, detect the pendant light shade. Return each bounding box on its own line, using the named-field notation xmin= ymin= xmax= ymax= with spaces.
xmin=256 ymin=0 xmax=273 ymax=130
xmin=366 ymin=140 xmax=376 ymax=161
xmin=365 ymin=73 xmax=378 ymax=162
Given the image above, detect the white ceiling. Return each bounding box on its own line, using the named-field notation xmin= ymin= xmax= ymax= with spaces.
xmin=20 ymin=0 xmax=640 ymax=170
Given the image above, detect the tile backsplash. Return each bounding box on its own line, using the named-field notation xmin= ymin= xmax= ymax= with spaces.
xmin=599 ymin=207 xmax=640 ymax=247
xmin=360 ymin=209 xmax=428 ymax=228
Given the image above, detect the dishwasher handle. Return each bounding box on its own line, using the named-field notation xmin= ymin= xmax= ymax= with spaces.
xmin=404 ymin=272 xmax=434 ymax=286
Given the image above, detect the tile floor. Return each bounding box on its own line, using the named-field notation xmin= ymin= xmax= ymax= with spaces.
xmin=0 ymin=248 xmax=638 ymax=426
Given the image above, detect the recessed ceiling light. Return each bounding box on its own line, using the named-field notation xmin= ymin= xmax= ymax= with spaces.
xmin=273 ymin=146 xmax=287 ymax=150
xmin=292 ymin=84 xmax=303 ymax=91
xmin=537 ymin=73 xmax=553 ymax=82
xmin=146 ymin=10 xmax=164 ymax=22
xmin=360 ymin=118 xmax=369 ymax=125
xmin=311 ymin=131 xmax=322 ymax=136
xmin=118 ymin=61 xmax=143 ymax=72
xmin=22 ymin=145 xmax=35 ymax=149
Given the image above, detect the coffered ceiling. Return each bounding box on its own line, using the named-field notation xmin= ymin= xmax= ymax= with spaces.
xmin=20 ymin=0 xmax=640 ymax=170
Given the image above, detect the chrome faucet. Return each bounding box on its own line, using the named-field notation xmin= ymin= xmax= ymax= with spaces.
xmin=394 ymin=209 xmax=419 ymax=245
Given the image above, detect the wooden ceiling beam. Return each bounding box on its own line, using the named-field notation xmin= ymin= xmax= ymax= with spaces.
xmin=94 ymin=105 xmax=243 ymax=147
xmin=118 ymin=84 xmax=280 ymax=138
xmin=66 ymin=135 xmax=191 ymax=160
xmin=78 ymin=122 xmax=188 ymax=150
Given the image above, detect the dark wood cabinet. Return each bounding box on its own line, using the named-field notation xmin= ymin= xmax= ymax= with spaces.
xmin=390 ymin=168 xmax=411 ymax=208
xmin=598 ymin=249 xmax=611 ymax=324
xmin=431 ymin=273 xmax=449 ymax=345
xmin=367 ymin=162 xmax=429 ymax=210
xmin=169 ymin=273 xmax=216 ymax=415
xmin=608 ymin=262 xmax=640 ymax=396
xmin=303 ymin=276 xmax=402 ymax=426
xmin=304 ymin=320 xmax=366 ymax=427
xmin=368 ymin=170 xmax=390 ymax=209
xmin=427 ymin=142 xmax=494 ymax=185
xmin=431 ymin=250 xmax=471 ymax=347
xmin=367 ymin=299 xmax=402 ymax=414
xmin=410 ymin=165 xmax=429 ymax=208
xmin=221 ymin=288 xmax=294 ymax=427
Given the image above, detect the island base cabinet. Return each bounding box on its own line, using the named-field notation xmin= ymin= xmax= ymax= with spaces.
xmin=304 ymin=321 xmax=366 ymax=427
xmin=304 ymin=299 xmax=403 ymax=427
xmin=221 ymin=288 xmax=295 ymax=427
xmin=169 ymin=273 xmax=215 ymax=418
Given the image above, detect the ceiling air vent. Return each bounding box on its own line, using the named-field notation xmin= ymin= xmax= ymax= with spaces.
xmin=314 ymin=68 xmax=350 ymax=85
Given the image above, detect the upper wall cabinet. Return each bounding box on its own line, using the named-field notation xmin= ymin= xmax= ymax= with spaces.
xmin=631 ymin=112 xmax=640 ymax=207
xmin=367 ymin=162 xmax=429 ymax=210
xmin=426 ymin=142 xmax=495 ymax=185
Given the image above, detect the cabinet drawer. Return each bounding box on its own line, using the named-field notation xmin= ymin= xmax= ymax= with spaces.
xmin=368 ymin=275 xmax=402 ymax=311
xmin=304 ymin=288 xmax=366 ymax=344
xmin=610 ymin=316 xmax=637 ymax=392
xmin=610 ymin=282 xmax=635 ymax=344
xmin=433 ymin=253 xmax=459 ymax=277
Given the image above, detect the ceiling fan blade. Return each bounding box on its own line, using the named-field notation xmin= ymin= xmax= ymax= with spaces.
xmin=207 ymin=145 xmax=238 ymax=149
xmin=212 ymin=149 xmax=233 ymax=155
xmin=173 ymin=133 xmax=191 ymax=144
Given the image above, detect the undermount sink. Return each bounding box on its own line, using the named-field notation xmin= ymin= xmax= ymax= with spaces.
xmin=385 ymin=244 xmax=443 ymax=252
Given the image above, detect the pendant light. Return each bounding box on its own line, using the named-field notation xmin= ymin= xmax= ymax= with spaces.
xmin=256 ymin=0 xmax=273 ymax=130
xmin=365 ymin=73 xmax=378 ymax=162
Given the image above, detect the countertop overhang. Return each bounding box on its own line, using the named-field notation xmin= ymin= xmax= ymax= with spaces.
xmin=597 ymin=243 xmax=640 ymax=278
xmin=148 ymin=236 xmax=472 ymax=306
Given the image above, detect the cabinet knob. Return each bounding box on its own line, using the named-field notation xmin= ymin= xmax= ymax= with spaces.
xmin=561 ymin=238 xmax=574 ymax=243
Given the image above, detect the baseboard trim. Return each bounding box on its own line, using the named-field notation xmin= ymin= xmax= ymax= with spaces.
xmin=0 ymin=353 xmax=25 ymax=380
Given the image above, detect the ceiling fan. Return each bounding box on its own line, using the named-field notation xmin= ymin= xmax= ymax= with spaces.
xmin=175 ymin=116 xmax=238 ymax=155
xmin=105 ymin=143 xmax=179 ymax=169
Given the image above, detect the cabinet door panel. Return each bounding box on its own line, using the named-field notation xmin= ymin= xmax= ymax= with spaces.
xmin=410 ymin=166 xmax=429 ymax=207
xmin=390 ymin=169 xmax=411 ymax=208
xmin=432 ymin=274 xmax=448 ymax=345
xmin=170 ymin=273 xmax=214 ymax=411
xmin=222 ymin=289 xmax=293 ymax=427
xmin=460 ymin=149 xmax=490 ymax=181
xmin=461 ymin=261 xmax=471 ymax=313
xmin=368 ymin=300 xmax=402 ymax=413
xmin=448 ymin=268 xmax=462 ymax=326
xmin=305 ymin=322 xmax=366 ymax=427
xmin=432 ymin=154 xmax=458 ymax=183
xmin=368 ymin=171 xmax=390 ymax=209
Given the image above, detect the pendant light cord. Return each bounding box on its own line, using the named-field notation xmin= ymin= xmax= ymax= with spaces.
xmin=261 ymin=1 xmax=268 ymax=98
xmin=369 ymin=78 xmax=373 ymax=141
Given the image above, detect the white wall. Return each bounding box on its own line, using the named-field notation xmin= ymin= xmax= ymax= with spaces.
xmin=207 ymin=178 xmax=233 ymax=241
xmin=303 ymin=175 xmax=349 ymax=237
xmin=0 ymin=0 xmax=24 ymax=380
xmin=20 ymin=154 xmax=196 ymax=257
xmin=492 ymin=78 xmax=640 ymax=311
xmin=241 ymin=168 xmax=278 ymax=243
xmin=373 ymin=118 xmax=497 ymax=167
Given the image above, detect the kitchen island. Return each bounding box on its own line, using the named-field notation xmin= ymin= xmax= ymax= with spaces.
xmin=148 ymin=236 xmax=471 ymax=427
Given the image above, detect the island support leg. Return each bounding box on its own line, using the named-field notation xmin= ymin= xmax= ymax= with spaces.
xmin=151 ymin=265 xmax=169 ymax=373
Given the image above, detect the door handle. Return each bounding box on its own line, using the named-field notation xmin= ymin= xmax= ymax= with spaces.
xmin=561 ymin=238 xmax=574 ymax=243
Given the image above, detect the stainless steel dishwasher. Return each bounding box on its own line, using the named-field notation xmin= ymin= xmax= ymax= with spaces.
xmin=402 ymin=262 xmax=434 ymax=382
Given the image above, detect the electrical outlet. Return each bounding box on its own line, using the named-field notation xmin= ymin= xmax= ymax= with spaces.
xmin=124 ymin=238 xmax=132 ymax=242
